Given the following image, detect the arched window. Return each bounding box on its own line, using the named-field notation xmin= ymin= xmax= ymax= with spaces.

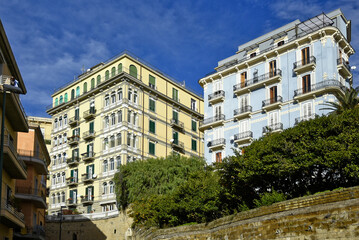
xmin=110 ymin=135 xmax=115 ymax=148
xmin=54 ymin=137 xmax=57 ymax=146
xmin=55 ymin=98 xmax=58 ymax=106
xmin=103 ymin=182 xmax=108 ymax=194
xmin=104 ymin=94 xmax=110 ymax=107
xmin=63 ymin=152 xmax=67 ymax=163
xmin=111 ymin=67 xmax=116 ymax=77
xmin=64 ymin=115 xmax=68 ymax=125
xmin=71 ymin=89 xmax=75 ymax=100
xmin=134 ymin=90 xmax=138 ymax=103
xmin=103 ymin=138 xmax=109 ymax=150
xmin=64 ymin=93 xmax=68 ymax=102
xmin=62 ymin=172 xmax=66 ymax=183
xmin=63 ymin=134 xmax=67 ymax=144
xmin=111 ymin=91 xmax=116 ymax=104
xmin=105 ymin=70 xmax=109 ymax=80
xmin=57 ymin=192 xmax=61 ymax=203
xmin=54 ymin=118 xmax=58 ymax=129
xmin=109 ymin=181 xmax=114 ymax=193
xmin=83 ymin=82 xmax=87 ymax=93
xmin=129 ymin=65 xmax=137 ymax=78
xmin=128 ymin=88 xmax=132 ymax=101
xmin=104 ymin=116 xmax=109 ymax=128
xmin=118 ymin=88 xmax=123 ymax=100
xmin=59 ymin=96 xmax=63 ymax=104
xmin=111 ymin=113 xmax=116 ymax=126
xmin=117 ymin=110 xmax=122 ymax=123
xmin=57 ymin=173 xmax=61 ymax=184
xmin=52 ymin=174 xmax=56 ymax=185
xmin=118 ymin=63 xmax=122 ymax=73
xmin=117 ymin=133 xmax=122 ymax=145
xmin=76 ymin=86 xmax=80 ymax=97
xmin=116 ymin=156 xmax=121 ymax=168
xmin=61 ymin=191 xmax=65 ymax=203
xmin=97 ymin=75 xmax=101 ymax=86
xmin=52 ymin=194 xmax=55 ymax=204
xmin=103 ymin=160 xmax=108 ymax=173
xmin=91 ymin=78 xmax=95 ymax=89
xmin=110 ymin=159 xmax=115 ymax=171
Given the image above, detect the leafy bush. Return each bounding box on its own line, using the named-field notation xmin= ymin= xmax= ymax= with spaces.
xmin=253 ymin=189 xmax=287 ymax=208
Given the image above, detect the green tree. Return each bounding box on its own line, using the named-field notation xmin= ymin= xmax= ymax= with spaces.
xmin=321 ymin=87 xmax=359 ymax=114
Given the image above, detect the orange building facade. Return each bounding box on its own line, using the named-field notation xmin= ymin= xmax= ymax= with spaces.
xmin=14 ymin=126 xmax=50 ymax=239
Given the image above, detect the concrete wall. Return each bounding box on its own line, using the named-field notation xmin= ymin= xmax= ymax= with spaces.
xmin=133 ymin=186 xmax=359 ymax=240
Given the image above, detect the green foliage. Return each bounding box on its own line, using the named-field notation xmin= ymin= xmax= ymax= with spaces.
xmin=321 ymin=87 xmax=359 ymax=114
xmin=114 ymin=154 xmax=225 ymax=228
xmin=218 ymin=109 xmax=359 ymax=209
xmin=253 ymin=189 xmax=287 ymax=208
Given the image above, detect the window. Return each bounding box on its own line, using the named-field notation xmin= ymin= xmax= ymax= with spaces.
xmin=54 ymin=137 xmax=57 ymax=146
xmin=103 ymin=161 xmax=108 ymax=173
xmin=117 ymin=133 xmax=122 ymax=145
xmin=103 ymin=182 xmax=108 ymax=194
xmin=118 ymin=110 xmax=122 ymax=122
xmin=104 ymin=116 xmax=109 ymax=128
xmin=54 ymin=119 xmax=58 ymax=129
xmin=302 ymin=102 xmax=313 ymax=120
xmin=103 ymin=138 xmax=109 ymax=150
xmin=133 ymin=113 xmax=137 ymax=126
xmin=149 ymin=141 xmax=155 ymax=155
xmin=129 ymin=65 xmax=137 ymax=78
xmin=97 ymin=75 xmax=101 ymax=86
xmin=216 ymin=152 xmax=222 ymax=163
xmin=173 ymin=131 xmax=179 ymax=145
xmin=91 ymin=78 xmax=95 ymax=89
xmin=191 ymin=99 xmax=196 ymax=111
xmin=116 ymin=156 xmax=121 ymax=167
xmin=76 ymin=86 xmax=80 ymax=97
xmin=52 ymin=175 xmax=56 ymax=185
xmin=277 ymin=40 xmax=284 ymax=47
xmin=149 ymin=75 xmax=156 ymax=89
xmin=61 ymin=192 xmax=65 ymax=203
xmin=269 ymin=60 xmax=277 ymax=77
xmin=149 ymin=120 xmax=156 ymax=134
xmin=109 ymin=181 xmax=114 ymax=193
xmin=172 ymin=110 xmax=178 ymax=124
xmin=240 ymin=72 xmax=247 ymax=88
xmin=89 ymin=121 xmax=94 ymax=134
xmin=104 ymin=94 xmax=110 ymax=107
xmin=55 ymin=98 xmax=58 ymax=106
xmin=59 ymin=117 xmax=63 ymax=128
xmin=127 ymin=133 xmax=131 ymax=146
xmin=149 ymin=98 xmax=155 ymax=112
xmin=111 ymin=91 xmax=116 ymax=104
xmin=118 ymin=63 xmax=122 ymax=73
xmin=301 ymin=47 xmax=310 ymax=65
xmin=250 ymin=52 xmax=256 ymax=58
xmin=111 ymin=67 xmax=116 ymax=77
xmin=90 ymin=100 xmax=95 ymax=113
xmin=118 ymin=88 xmax=123 ymax=100
xmin=110 ymin=135 xmax=115 ymax=148
xmin=134 ymin=90 xmax=138 ymax=103
xmin=71 ymin=89 xmax=75 ymax=100
xmin=191 ymin=139 xmax=197 ymax=151
xmin=110 ymin=159 xmax=115 ymax=171
xmin=52 ymin=194 xmax=55 ymax=204
xmin=62 ymin=172 xmax=66 ymax=183
xmin=87 ymin=143 xmax=94 ymax=155
xmin=59 ymin=96 xmax=63 ymax=104
xmin=172 ymin=88 xmax=178 ymax=102
xmin=133 ymin=135 xmax=136 ymax=148
xmin=64 ymin=93 xmax=68 ymax=102
xmin=83 ymin=82 xmax=87 ymax=93
xmin=127 ymin=110 xmax=131 ymax=123
xmin=302 ymin=75 xmax=311 ymax=93
xmin=269 ymin=112 xmax=278 ymax=126
xmin=215 ymin=105 xmax=222 ymax=117
xmin=105 ymin=70 xmax=110 ymax=80
xmin=111 ymin=113 xmax=116 ymax=125
xmin=75 ymin=108 xmax=80 ymax=120
xmin=240 ymin=95 xmax=249 ymax=109
xmin=128 ymin=88 xmax=132 ymax=101
xmin=64 ymin=115 xmax=68 ymax=125
xmin=69 ymin=189 xmax=77 ymax=203
xmin=192 ymin=119 xmax=197 ymax=132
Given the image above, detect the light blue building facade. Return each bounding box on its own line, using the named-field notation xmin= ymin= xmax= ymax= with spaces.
xmin=199 ymin=9 xmax=354 ymax=164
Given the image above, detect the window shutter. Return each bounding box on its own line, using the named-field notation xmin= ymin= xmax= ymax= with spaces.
xmin=149 ymin=75 xmax=156 ymax=86
xmin=192 ymin=120 xmax=197 ymax=131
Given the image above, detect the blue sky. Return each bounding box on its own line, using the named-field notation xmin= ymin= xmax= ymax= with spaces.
xmin=0 ymin=0 xmax=358 ymax=117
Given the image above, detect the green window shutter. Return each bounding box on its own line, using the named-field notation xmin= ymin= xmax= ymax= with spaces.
xmin=173 ymin=132 xmax=178 ymax=144
xmin=86 ymin=165 xmax=89 ymax=174
xmin=149 ymin=120 xmax=155 ymax=133
xmin=86 ymin=187 xmax=89 ymax=196
xmin=105 ymin=70 xmax=109 ymax=80
xmin=71 ymin=170 xmax=74 ymax=177
xmin=173 ymin=111 xmax=178 ymax=121
xmin=111 ymin=67 xmax=116 ymax=77
xmin=91 ymin=164 xmax=94 ymax=173
xmin=149 ymin=75 xmax=156 ymax=86
xmin=89 ymin=122 xmax=94 ymax=133
xmin=91 ymin=78 xmax=95 ymax=89
xmin=149 ymin=99 xmax=155 ymax=112
xmin=84 ymin=82 xmax=87 ymax=93
xmin=87 ymin=144 xmax=90 ymax=153
xmin=172 ymin=88 xmax=178 ymax=101
xmin=149 ymin=142 xmax=155 ymax=155
xmin=70 ymin=190 xmax=73 ymax=199
xmin=192 ymin=139 xmax=197 ymax=151
xmin=118 ymin=63 xmax=122 ymax=73
xmin=130 ymin=65 xmax=137 ymax=78
xmin=97 ymin=75 xmax=101 ymax=85
xmin=72 ymin=129 xmax=76 ymax=136
xmin=192 ymin=120 xmax=197 ymax=131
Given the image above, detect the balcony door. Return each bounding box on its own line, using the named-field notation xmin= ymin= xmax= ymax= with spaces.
xmin=215 ymin=105 xmax=222 ymax=118
xmin=173 ymin=131 xmax=179 ymax=145
xmin=269 ymin=112 xmax=278 ymax=126
xmin=301 ymin=47 xmax=310 ymax=65
xmin=270 ymin=86 xmax=277 ymax=104
xmin=302 ymin=102 xmax=312 ymax=119
xmin=240 ymin=95 xmax=249 ymax=110
xmin=269 ymin=60 xmax=276 ymax=77
xmin=239 ymin=120 xmax=248 ymax=134
xmin=302 ymin=75 xmax=311 ymax=93
xmin=240 ymin=72 xmax=247 ymax=88
xmin=215 ymin=152 xmax=222 ymax=163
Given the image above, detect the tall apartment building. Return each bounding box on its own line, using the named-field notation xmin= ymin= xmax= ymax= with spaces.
xmin=14 ymin=125 xmax=50 ymax=239
xmin=0 ymin=20 xmax=29 ymax=238
xmin=27 ymin=116 xmax=52 ymax=152
xmin=46 ymin=51 xmax=204 ymax=216
xmin=199 ymin=9 xmax=354 ymax=163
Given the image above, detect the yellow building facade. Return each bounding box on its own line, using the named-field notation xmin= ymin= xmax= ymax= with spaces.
xmin=0 ymin=20 xmax=29 ymax=239
xmin=46 ymin=52 xmax=204 ymax=216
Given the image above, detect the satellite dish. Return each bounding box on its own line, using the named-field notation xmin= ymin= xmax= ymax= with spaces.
xmin=93 ymin=174 xmax=97 ymax=178
xmin=170 ymin=139 xmax=174 ymax=143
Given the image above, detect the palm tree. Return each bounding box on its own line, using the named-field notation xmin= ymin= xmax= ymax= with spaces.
xmin=321 ymin=87 xmax=359 ymax=114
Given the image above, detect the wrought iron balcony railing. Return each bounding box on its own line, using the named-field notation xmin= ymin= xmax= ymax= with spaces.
xmin=234 ymin=131 xmax=253 ymax=141
xmin=170 ymin=119 xmax=184 ymax=129
xmin=262 ymin=96 xmax=283 ymax=107
xmin=201 ymin=114 xmax=225 ymax=126
xmin=293 ymin=56 xmax=316 ymax=69
xmin=262 ymin=123 xmax=283 ymax=134
xmin=208 ymin=138 xmax=226 ymax=147
xmin=295 ymin=114 xmax=317 ymax=125
xmin=208 ymin=90 xmax=225 ymax=101
xmin=233 ymin=69 xmax=282 ymax=92
xmin=234 ymin=105 xmax=252 ymax=116
xmin=294 ymin=80 xmax=345 ymax=97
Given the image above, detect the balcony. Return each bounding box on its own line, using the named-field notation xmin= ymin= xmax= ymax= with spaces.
xmin=262 ymin=96 xmax=283 ymax=111
xmin=18 ymin=149 xmax=48 ymax=175
xmin=66 ymin=177 xmax=78 ymax=187
xmin=208 ymin=138 xmax=226 ymax=151
xmin=233 ymin=106 xmax=252 ymax=120
xmin=83 ymin=131 xmax=96 ymax=140
xmin=82 ymin=151 xmax=95 ymax=162
xmin=234 ymin=131 xmax=253 ymax=145
xmin=3 ymin=134 xmax=27 ymax=179
xmin=295 ymin=114 xmax=318 ymax=125
xmin=170 ymin=119 xmax=184 ymax=131
xmin=263 ymin=123 xmax=283 ymax=135
xmin=293 ymin=56 xmax=316 ymax=74
xmin=66 ymin=198 xmax=78 ymax=207
xmin=68 ymin=117 xmax=79 ymax=127
xmin=68 ymin=135 xmax=80 ymax=146
xmin=82 ymin=173 xmax=95 ymax=183
xmin=208 ymin=90 xmax=225 ymax=105
xmin=15 ymin=187 xmax=47 ymax=209
xmin=171 ymin=139 xmax=184 ymax=151
xmin=66 ymin=156 xmax=80 ymax=166
xmin=294 ymin=80 xmax=345 ymax=101
xmin=233 ymin=69 xmax=282 ymax=95
xmin=83 ymin=109 xmax=96 ymax=120
xmin=337 ymin=58 xmax=351 ymax=79
xmin=199 ymin=114 xmax=225 ymax=131
xmin=0 ymin=198 xmax=25 ymax=228
xmin=81 ymin=195 xmax=94 ymax=205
